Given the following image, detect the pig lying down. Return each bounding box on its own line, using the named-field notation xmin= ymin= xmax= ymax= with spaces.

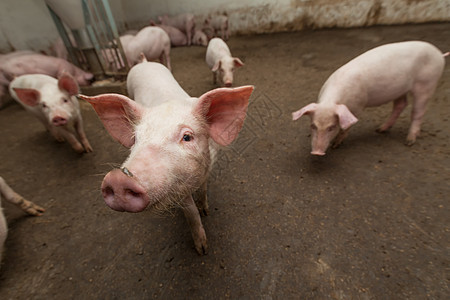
xmin=9 ymin=73 xmax=93 ymax=153
xmin=292 ymin=41 xmax=447 ymax=155
xmin=206 ymin=38 xmax=244 ymax=87
xmin=1 ymin=176 xmax=44 ymax=265
xmin=79 ymin=62 xmax=254 ymax=254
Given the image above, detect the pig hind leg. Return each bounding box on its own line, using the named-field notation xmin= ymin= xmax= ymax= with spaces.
xmin=376 ymin=95 xmax=408 ymax=133
xmin=159 ymin=48 xmax=172 ymax=71
xmin=182 ymin=195 xmax=208 ymax=255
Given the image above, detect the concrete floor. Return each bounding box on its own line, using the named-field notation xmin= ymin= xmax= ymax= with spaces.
xmin=0 ymin=22 xmax=449 ymax=299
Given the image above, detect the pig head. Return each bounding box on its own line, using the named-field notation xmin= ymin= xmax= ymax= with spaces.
xmin=12 ymin=73 xmax=81 ymax=127
xmin=213 ymin=57 xmax=244 ymax=87
xmin=80 ymin=86 xmax=253 ymax=213
xmin=292 ymin=103 xmax=358 ymax=155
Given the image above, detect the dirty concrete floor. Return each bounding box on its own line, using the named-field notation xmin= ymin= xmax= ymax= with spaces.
xmin=0 ymin=23 xmax=449 ymax=299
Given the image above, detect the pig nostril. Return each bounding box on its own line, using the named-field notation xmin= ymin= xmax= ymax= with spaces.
xmin=125 ymin=188 xmax=142 ymax=198
xmin=103 ymin=186 xmax=115 ymax=197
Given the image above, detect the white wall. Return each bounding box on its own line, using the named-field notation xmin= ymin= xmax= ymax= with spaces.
xmin=0 ymin=0 xmax=449 ymax=53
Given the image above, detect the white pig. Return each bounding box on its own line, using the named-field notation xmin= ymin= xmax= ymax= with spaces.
xmin=206 ymin=38 xmax=244 ymax=87
xmin=159 ymin=13 xmax=195 ymax=46
xmin=9 ymin=73 xmax=93 ymax=153
xmin=122 ymin=26 xmax=171 ymax=70
xmin=1 ymin=176 xmax=44 ymax=265
xmin=204 ymin=14 xmax=229 ymax=40
xmin=192 ymin=29 xmax=208 ymax=47
xmin=79 ymin=62 xmax=254 ymax=254
xmin=292 ymin=41 xmax=447 ymax=155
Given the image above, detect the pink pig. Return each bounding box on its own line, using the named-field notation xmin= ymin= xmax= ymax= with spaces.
xmin=79 ymin=62 xmax=254 ymax=254
xmin=9 ymin=73 xmax=93 ymax=153
xmin=206 ymin=38 xmax=244 ymax=87
xmin=159 ymin=13 xmax=195 ymax=46
xmin=0 ymin=53 xmax=93 ymax=86
xmin=152 ymin=23 xmax=188 ymax=47
xmin=292 ymin=41 xmax=447 ymax=155
xmin=204 ymin=14 xmax=229 ymax=40
xmin=0 ymin=175 xmax=44 ymax=265
xmin=121 ymin=26 xmax=171 ymax=70
xmin=192 ymin=29 xmax=208 ymax=47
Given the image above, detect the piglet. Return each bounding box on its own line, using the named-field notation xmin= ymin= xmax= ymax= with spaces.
xmin=1 ymin=176 xmax=44 ymax=265
xmin=292 ymin=41 xmax=447 ymax=155
xmin=159 ymin=13 xmax=195 ymax=46
xmin=0 ymin=52 xmax=93 ymax=86
xmin=204 ymin=14 xmax=229 ymax=40
xmin=79 ymin=62 xmax=254 ymax=254
xmin=122 ymin=26 xmax=171 ymax=70
xmin=192 ymin=29 xmax=208 ymax=47
xmin=151 ymin=23 xmax=188 ymax=47
xmin=9 ymin=73 xmax=93 ymax=153
xmin=206 ymin=38 xmax=244 ymax=87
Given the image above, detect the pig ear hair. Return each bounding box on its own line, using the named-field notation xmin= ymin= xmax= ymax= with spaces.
xmin=233 ymin=58 xmax=244 ymax=68
xmin=212 ymin=60 xmax=221 ymax=72
xmin=196 ymin=85 xmax=255 ymax=146
xmin=292 ymin=103 xmax=318 ymax=121
xmin=13 ymin=88 xmax=41 ymax=107
xmin=58 ymin=72 xmax=79 ymax=96
xmin=336 ymin=104 xmax=358 ymax=130
xmin=78 ymin=93 xmax=143 ymax=148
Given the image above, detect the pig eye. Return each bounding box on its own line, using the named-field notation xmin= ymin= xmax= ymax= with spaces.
xmin=41 ymin=103 xmax=47 ymax=108
xmin=327 ymin=125 xmax=337 ymax=132
xmin=311 ymin=124 xmax=317 ymax=130
xmin=63 ymin=98 xmax=69 ymax=103
xmin=182 ymin=134 xmax=193 ymax=142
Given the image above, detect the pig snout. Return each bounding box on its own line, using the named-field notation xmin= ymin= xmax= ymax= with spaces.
xmin=101 ymin=169 xmax=150 ymax=213
xmin=52 ymin=116 xmax=67 ymax=126
xmin=224 ymin=81 xmax=232 ymax=87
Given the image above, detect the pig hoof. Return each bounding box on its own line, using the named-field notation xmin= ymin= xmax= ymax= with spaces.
xmin=200 ymin=207 xmax=209 ymax=217
xmin=196 ymin=242 xmax=208 ymax=255
xmin=376 ymin=127 xmax=388 ymax=133
xmin=405 ymin=139 xmax=415 ymax=146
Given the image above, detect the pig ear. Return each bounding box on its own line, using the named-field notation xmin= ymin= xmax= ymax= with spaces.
xmin=13 ymin=88 xmax=41 ymax=106
xmin=292 ymin=103 xmax=318 ymax=121
xmin=233 ymin=58 xmax=244 ymax=68
xmin=335 ymin=104 xmax=358 ymax=130
xmin=78 ymin=93 xmax=143 ymax=148
xmin=196 ymin=85 xmax=254 ymax=146
xmin=58 ymin=73 xmax=79 ymax=95
xmin=212 ymin=60 xmax=221 ymax=72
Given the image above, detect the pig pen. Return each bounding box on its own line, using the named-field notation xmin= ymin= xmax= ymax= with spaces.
xmin=0 ymin=23 xmax=449 ymax=299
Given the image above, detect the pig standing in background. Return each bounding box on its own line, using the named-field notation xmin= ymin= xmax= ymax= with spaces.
xmin=121 ymin=26 xmax=171 ymax=70
xmin=1 ymin=176 xmax=45 ymax=265
xmin=204 ymin=14 xmax=229 ymax=40
xmin=206 ymin=38 xmax=244 ymax=87
xmin=79 ymin=62 xmax=254 ymax=254
xmin=292 ymin=41 xmax=447 ymax=156
xmin=9 ymin=73 xmax=93 ymax=153
xmin=159 ymin=13 xmax=195 ymax=46
xmin=150 ymin=22 xmax=188 ymax=47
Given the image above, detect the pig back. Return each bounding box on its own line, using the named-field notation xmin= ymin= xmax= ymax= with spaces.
xmin=126 ymin=62 xmax=189 ymax=108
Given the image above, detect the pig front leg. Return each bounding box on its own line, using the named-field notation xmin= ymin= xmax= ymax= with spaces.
xmin=376 ymin=95 xmax=408 ymax=133
xmin=48 ymin=125 xmax=66 ymax=142
xmin=193 ymin=181 xmax=209 ymax=216
xmin=212 ymin=71 xmax=217 ymax=85
xmin=75 ymin=118 xmax=93 ymax=152
xmin=0 ymin=177 xmax=45 ymax=216
xmin=332 ymin=129 xmax=350 ymax=148
xmin=59 ymin=128 xmax=85 ymax=153
xmin=182 ymin=194 xmax=208 ymax=255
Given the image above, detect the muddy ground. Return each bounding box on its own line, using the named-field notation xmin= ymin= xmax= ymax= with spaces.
xmin=0 ymin=23 xmax=449 ymax=299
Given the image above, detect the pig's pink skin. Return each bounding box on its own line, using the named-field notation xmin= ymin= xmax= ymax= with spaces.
xmin=159 ymin=13 xmax=195 ymax=46
xmin=1 ymin=53 xmax=93 ymax=86
xmin=292 ymin=41 xmax=446 ymax=155
xmin=9 ymin=73 xmax=93 ymax=153
xmin=205 ymin=15 xmax=229 ymax=40
xmin=80 ymin=62 xmax=254 ymax=254
xmin=192 ymin=30 xmax=208 ymax=47
xmin=206 ymin=38 xmax=244 ymax=87
xmin=153 ymin=24 xmax=188 ymax=47
xmin=122 ymin=26 xmax=172 ymax=70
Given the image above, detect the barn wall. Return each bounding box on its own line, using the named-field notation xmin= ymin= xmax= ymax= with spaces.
xmin=0 ymin=0 xmax=449 ymax=52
